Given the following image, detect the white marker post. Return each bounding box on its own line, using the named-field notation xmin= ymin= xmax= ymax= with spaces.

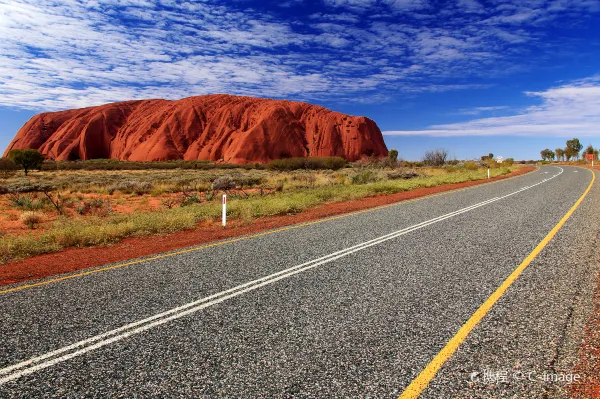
xmin=222 ymin=194 xmax=227 ymax=227
xmin=487 ymin=168 xmax=490 ymax=179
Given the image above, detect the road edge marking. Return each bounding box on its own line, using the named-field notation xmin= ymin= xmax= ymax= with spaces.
xmin=0 ymin=169 xmax=560 ymax=384
xmin=398 ymin=167 xmax=595 ymax=399
xmin=0 ymin=166 xmax=538 ymax=296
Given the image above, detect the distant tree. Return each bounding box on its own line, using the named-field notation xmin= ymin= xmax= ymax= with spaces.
xmin=555 ymin=148 xmax=564 ymax=162
xmin=564 ymin=147 xmax=574 ymax=161
xmin=387 ymin=149 xmax=399 ymax=167
xmin=7 ymin=149 xmax=44 ymax=176
xmin=540 ymin=149 xmax=555 ymax=161
xmin=585 ymin=144 xmax=595 ymax=154
xmin=423 ymin=148 xmax=448 ymax=166
xmin=566 ymin=138 xmax=583 ymax=160
xmin=0 ymin=157 xmax=18 ymax=179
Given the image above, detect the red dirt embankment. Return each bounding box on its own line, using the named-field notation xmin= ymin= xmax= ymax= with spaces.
xmin=0 ymin=166 xmax=534 ymax=287
xmin=4 ymin=94 xmax=387 ymax=163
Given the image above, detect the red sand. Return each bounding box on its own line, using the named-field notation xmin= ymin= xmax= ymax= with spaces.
xmin=0 ymin=166 xmax=534 ymax=286
xmin=4 ymin=94 xmax=387 ymax=163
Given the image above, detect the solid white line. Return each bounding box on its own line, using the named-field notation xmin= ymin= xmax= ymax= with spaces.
xmin=0 ymin=197 xmax=502 ymax=378
xmin=0 ymin=167 xmax=563 ymax=385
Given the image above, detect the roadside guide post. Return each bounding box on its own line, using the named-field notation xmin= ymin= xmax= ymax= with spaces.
xmin=222 ymin=194 xmax=227 ymax=227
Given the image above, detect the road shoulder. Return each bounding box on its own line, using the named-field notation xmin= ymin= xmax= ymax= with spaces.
xmin=0 ymin=166 xmax=534 ymax=288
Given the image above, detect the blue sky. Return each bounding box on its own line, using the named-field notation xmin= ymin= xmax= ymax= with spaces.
xmin=0 ymin=0 xmax=599 ymax=160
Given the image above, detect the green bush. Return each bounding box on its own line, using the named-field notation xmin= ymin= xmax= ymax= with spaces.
xmin=350 ymin=170 xmax=378 ymax=184
xmin=7 ymin=149 xmax=45 ymax=175
xmin=108 ymin=180 xmax=152 ymax=195
xmin=268 ymin=157 xmax=347 ymax=171
xmin=463 ymin=161 xmax=479 ymax=170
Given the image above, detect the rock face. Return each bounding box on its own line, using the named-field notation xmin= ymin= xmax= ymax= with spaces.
xmin=4 ymin=95 xmax=388 ymax=163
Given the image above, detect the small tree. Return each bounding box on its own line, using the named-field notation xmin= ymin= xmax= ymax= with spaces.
xmin=7 ymin=149 xmax=44 ymax=176
xmin=387 ymin=149 xmax=399 ymax=167
xmin=555 ymin=148 xmax=564 ymax=162
xmin=0 ymin=157 xmax=18 ymax=179
xmin=564 ymin=147 xmax=573 ymax=161
xmin=540 ymin=149 xmax=555 ymax=161
xmin=566 ymin=138 xmax=583 ymax=160
xmin=423 ymin=148 xmax=448 ymax=166
xmin=585 ymin=144 xmax=595 ymax=154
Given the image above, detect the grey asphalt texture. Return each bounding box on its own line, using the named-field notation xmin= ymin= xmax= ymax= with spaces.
xmin=0 ymin=166 xmax=598 ymax=398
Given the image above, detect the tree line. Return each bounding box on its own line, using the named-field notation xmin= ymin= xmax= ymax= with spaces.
xmin=540 ymin=138 xmax=598 ymax=161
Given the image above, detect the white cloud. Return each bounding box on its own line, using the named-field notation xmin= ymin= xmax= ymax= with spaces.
xmin=457 ymin=106 xmax=509 ymax=115
xmin=0 ymin=0 xmax=596 ymax=111
xmin=384 ymin=76 xmax=600 ymax=137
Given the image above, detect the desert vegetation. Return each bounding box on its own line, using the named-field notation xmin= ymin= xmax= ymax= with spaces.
xmin=0 ymin=152 xmax=520 ymax=263
xmin=541 ymin=138 xmax=598 ymax=162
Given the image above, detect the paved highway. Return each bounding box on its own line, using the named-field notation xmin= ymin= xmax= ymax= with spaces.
xmin=0 ymin=166 xmax=598 ymax=398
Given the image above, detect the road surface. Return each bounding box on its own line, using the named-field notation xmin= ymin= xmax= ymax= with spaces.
xmin=0 ymin=166 xmax=598 ymax=398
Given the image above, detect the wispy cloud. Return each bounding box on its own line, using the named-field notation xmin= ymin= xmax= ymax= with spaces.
xmin=456 ymin=106 xmax=510 ymax=115
xmin=384 ymin=76 xmax=600 ymax=137
xmin=0 ymin=0 xmax=597 ymax=111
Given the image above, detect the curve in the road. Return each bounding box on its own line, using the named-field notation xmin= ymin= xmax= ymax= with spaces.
xmin=398 ymin=166 xmax=595 ymax=399
xmin=0 ymin=167 xmax=574 ymax=386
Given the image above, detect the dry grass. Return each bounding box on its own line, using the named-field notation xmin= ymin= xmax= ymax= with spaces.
xmin=0 ymin=164 xmax=518 ymax=263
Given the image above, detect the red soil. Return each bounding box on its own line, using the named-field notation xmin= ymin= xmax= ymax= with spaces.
xmin=4 ymin=94 xmax=388 ymax=163
xmin=0 ymin=167 xmax=534 ymax=286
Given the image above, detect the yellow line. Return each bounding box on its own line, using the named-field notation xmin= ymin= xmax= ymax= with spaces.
xmin=0 ymin=167 xmax=538 ymax=296
xmin=398 ymin=167 xmax=595 ymax=399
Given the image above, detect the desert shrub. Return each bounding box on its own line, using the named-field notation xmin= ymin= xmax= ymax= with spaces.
xmin=20 ymin=211 xmax=42 ymax=229
xmin=162 ymin=198 xmax=180 ymax=209
xmin=180 ymin=193 xmax=201 ymax=207
xmin=268 ymin=157 xmax=346 ymax=171
xmin=351 ymin=170 xmax=378 ymax=184
xmin=443 ymin=165 xmax=457 ymax=173
xmin=233 ymin=175 xmax=264 ymax=187
xmin=75 ymin=202 xmax=91 ymax=215
xmin=7 ymin=194 xmax=45 ymax=211
xmin=40 ymin=159 xmax=258 ymax=171
xmin=291 ymin=173 xmax=317 ymax=187
xmin=422 ymin=149 xmax=448 ymax=166
xmin=463 ymin=161 xmax=479 ymax=170
xmin=7 ymin=149 xmax=45 ymax=175
xmin=504 ymin=158 xmax=514 ymax=166
xmin=387 ymin=170 xmax=419 ymax=180
xmin=108 ymin=180 xmax=152 ymax=195
xmin=75 ymin=198 xmax=110 ymax=216
xmin=212 ymin=176 xmax=237 ymax=190
xmin=0 ymin=157 xmax=18 ymax=178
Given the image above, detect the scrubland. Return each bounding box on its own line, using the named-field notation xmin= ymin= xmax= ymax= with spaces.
xmin=0 ymin=158 xmax=519 ymax=263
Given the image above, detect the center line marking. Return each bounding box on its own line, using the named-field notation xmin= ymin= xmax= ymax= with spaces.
xmin=0 ymin=168 xmax=564 ymax=385
xmin=398 ymin=166 xmax=592 ymax=399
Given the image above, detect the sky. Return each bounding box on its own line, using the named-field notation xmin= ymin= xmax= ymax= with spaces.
xmin=0 ymin=0 xmax=599 ymax=161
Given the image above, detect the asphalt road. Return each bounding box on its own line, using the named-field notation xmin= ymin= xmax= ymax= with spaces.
xmin=0 ymin=166 xmax=598 ymax=398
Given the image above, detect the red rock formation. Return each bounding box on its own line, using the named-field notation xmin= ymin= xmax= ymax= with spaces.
xmin=4 ymin=94 xmax=388 ymax=163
